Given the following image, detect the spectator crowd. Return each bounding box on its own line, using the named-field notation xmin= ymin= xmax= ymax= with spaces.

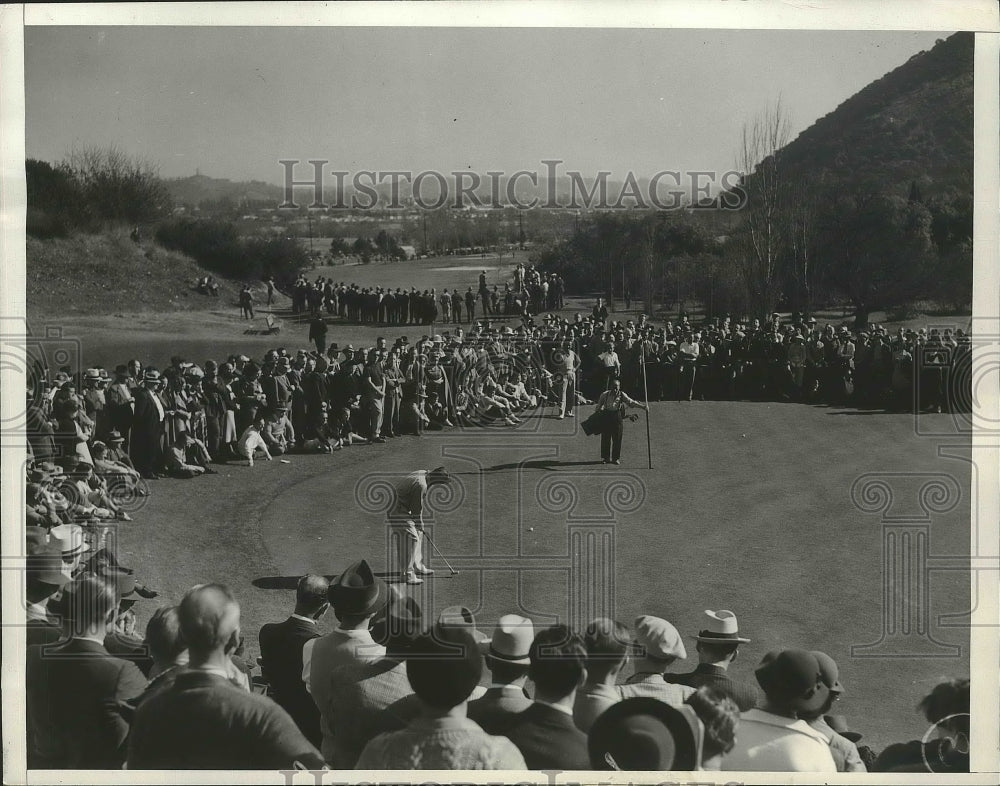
xmin=21 ymin=260 xmax=973 ymax=773
xmin=24 ymin=554 xmax=970 ymax=772
xmin=289 ymin=263 xmax=565 ymax=325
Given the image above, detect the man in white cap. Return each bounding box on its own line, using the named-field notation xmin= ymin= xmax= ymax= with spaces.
xmin=619 ymin=615 xmax=695 ymax=707
xmin=664 ymin=609 xmax=760 ymax=711
xmin=387 ymin=466 xmax=451 ymax=585
xmin=468 ymin=614 xmax=534 ymax=733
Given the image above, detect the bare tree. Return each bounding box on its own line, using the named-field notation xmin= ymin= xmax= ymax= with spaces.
xmin=63 ymin=144 xmax=171 ymax=226
xmin=732 ymin=99 xmax=792 ymax=316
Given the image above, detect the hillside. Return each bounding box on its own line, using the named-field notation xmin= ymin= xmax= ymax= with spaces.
xmin=164 ymin=173 xmax=284 ymax=209
xmin=776 ymin=32 xmax=973 ymax=195
xmin=27 ymin=229 xmax=246 ymax=316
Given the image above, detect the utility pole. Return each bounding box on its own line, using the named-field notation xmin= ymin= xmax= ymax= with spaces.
xmin=423 ymin=214 xmax=428 ymax=252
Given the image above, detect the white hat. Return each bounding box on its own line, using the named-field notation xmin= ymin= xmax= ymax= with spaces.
xmin=692 ymin=609 xmax=751 ymax=644
xmin=488 ymin=614 xmax=534 ymax=664
xmin=49 ymin=523 xmax=90 ymax=559
xmin=634 ymin=615 xmax=686 ymax=660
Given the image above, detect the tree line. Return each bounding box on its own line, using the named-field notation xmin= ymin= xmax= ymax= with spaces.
xmin=535 ymin=103 xmax=972 ymax=326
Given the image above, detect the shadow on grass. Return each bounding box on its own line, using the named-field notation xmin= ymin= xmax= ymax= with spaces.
xmin=252 ymin=570 xmax=457 ymax=590
xmin=452 ymin=459 xmax=603 ymax=474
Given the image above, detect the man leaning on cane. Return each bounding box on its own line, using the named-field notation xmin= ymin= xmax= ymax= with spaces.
xmin=389 ymin=466 xmax=452 ymax=585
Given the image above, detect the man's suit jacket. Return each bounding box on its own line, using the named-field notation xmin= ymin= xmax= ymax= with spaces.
xmin=467 ymin=686 xmax=532 ymax=734
xmin=258 ymin=616 xmax=322 ymax=747
xmin=26 ymin=637 xmax=147 ymax=769
xmin=501 ymin=702 xmax=590 ymax=770
xmin=664 ymin=663 xmax=761 ymax=711
xmin=127 ymin=670 xmax=325 ymax=770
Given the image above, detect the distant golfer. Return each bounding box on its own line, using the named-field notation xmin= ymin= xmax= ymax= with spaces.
xmin=389 ymin=466 xmax=452 ymax=585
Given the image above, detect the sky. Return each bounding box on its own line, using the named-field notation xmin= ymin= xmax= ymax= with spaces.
xmin=24 ymin=26 xmax=948 ymax=184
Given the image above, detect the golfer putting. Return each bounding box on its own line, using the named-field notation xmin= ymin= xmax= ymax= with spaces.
xmin=389 ymin=465 xmax=453 ymax=584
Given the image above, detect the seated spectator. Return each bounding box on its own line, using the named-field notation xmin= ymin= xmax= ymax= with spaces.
xmin=588 ymin=696 xmax=702 ymax=770
xmin=400 ymin=384 xmax=430 ymax=435
xmin=684 ymin=686 xmax=740 ymax=770
xmin=468 ymin=614 xmax=534 ymax=733
xmin=258 ymin=574 xmax=329 ymax=749
xmin=26 ymin=574 xmax=148 ymax=769
xmin=574 ymin=617 xmax=630 ymax=733
xmin=665 ymin=609 xmax=760 ymax=711
xmin=620 ymin=615 xmax=695 ymax=707
xmin=180 ymin=432 xmax=216 ymax=472
xmin=721 ymin=649 xmax=837 ymax=772
xmin=501 ymin=624 xmax=590 ymax=770
xmin=237 ymin=417 xmax=272 ymax=466
xmin=262 ymin=405 xmax=295 ymax=455
xmin=164 ymin=435 xmax=207 ymax=478
xmin=873 ymin=677 xmax=969 ymax=773
xmin=91 ymin=440 xmax=147 ymax=496
xmin=425 ymin=391 xmax=450 ymax=429
xmin=356 ymin=624 xmax=526 ymax=770
xmin=127 ymin=583 xmax=324 ymax=770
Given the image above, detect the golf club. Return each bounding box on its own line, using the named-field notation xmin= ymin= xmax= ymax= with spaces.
xmin=424 ymin=531 xmax=459 ymax=576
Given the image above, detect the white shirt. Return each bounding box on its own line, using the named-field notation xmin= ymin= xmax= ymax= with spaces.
xmin=237 ymin=426 xmax=269 ymax=458
xmin=721 ymin=708 xmax=837 ymax=772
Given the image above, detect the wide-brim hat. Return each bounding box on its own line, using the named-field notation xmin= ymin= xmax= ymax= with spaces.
xmin=26 ymin=539 xmax=72 ymax=588
xmin=438 ymin=605 xmax=490 ymax=645
xmin=692 ymin=609 xmax=751 ymax=644
xmin=84 ymin=368 xmax=102 ymax=381
xmin=143 ymin=369 xmax=162 ymax=382
xmin=107 ymin=430 xmax=125 ymax=443
xmin=329 ymin=559 xmax=387 ymax=617
xmin=755 ymin=649 xmax=830 ymax=714
xmin=49 ymin=523 xmax=91 ymax=559
xmin=588 ymin=697 xmax=701 ymax=771
xmin=810 ymin=650 xmax=844 ymax=693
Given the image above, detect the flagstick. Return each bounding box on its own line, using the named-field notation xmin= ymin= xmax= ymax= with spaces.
xmin=641 ymin=341 xmax=653 ymax=470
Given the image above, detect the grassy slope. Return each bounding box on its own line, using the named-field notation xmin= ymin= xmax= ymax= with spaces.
xmin=26 ymin=229 xmax=247 ymax=316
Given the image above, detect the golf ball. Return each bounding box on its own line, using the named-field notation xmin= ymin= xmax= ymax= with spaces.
xmin=528 ymin=527 xmax=534 ymax=532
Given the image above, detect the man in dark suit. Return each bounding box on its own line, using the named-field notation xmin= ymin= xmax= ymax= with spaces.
xmin=468 ymin=614 xmax=534 ymax=733
xmin=258 ymin=574 xmax=329 ymax=748
xmin=130 ymin=369 xmax=165 ymax=479
xmin=664 ymin=609 xmax=760 ymax=711
xmin=26 ymin=573 xmax=148 ymax=769
xmin=128 ymin=583 xmax=324 ymax=770
xmin=501 ymin=624 xmax=590 ymax=770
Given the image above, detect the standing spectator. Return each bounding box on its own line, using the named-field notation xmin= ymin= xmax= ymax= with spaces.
xmin=620 ymin=615 xmax=695 ymax=707
xmin=26 ymin=574 xmax=147 ymax=769
xmin=362 ymin=349 xmax=387 ymax=443
xmin=131 ymin=369 xmax=166 ymax=479
xmin=308 ymin=315 xmax=328 ymax=356
xmin=128 ymin=584 xmax=324 ymax=770
xmin=721 ymin=649 xmax=837 ymax=772
xmin=258 ymin=575 xmax=329 ymax=749
xmin=468 ymin=614 xmax=534 ymax=733
xmin=465 ymin=287 xmax=476 ymax=323
xmin=356 ymin=625 xmax=526 ymax=770
xmin=574 ymin=617 xmax=630 ymax=733
xmin=664 ymin=609 xmax=760 ymax=711
xmin=502 ymin=625 xmax=590 ymax=770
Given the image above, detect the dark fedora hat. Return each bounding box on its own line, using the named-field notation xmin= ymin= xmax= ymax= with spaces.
xmin=329 ymin=559 xmax=388 ymax=617
xmin=588 ymin=697 xmax=702 ymax=771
